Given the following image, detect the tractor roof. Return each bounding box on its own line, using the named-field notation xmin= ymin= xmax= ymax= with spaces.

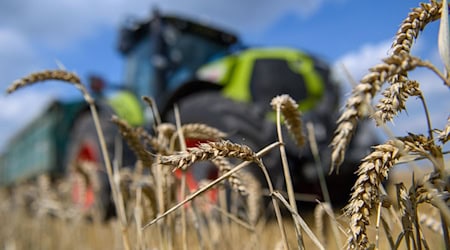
xmin=118 ymin=14 xmax=240 ymax=54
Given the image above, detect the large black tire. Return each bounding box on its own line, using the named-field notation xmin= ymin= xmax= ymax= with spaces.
xmin=164 ymin=91 xmax=283 ymax=220
xmin=164 ymin=91 xmax=376 ymax=211
xmin=65 ymin=111 xmax=118 ymax=220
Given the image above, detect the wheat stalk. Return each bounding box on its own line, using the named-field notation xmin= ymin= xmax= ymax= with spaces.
xmin=270 ymin=94 xmax=306 ymax=248
xmin=142 ymin=96 xmax=161 ymax=126
xmin=273 ymin=191 xmax=325 ymax=250
xmin=7 ymin=69 xmax=131 ymax=250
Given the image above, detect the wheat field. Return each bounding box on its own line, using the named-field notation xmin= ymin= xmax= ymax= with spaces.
xmin=1 ymin=1 xmax=449 ymax=249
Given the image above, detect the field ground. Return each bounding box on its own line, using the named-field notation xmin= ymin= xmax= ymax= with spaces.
xmin=0 ymin=166 xmax=446 ymax=250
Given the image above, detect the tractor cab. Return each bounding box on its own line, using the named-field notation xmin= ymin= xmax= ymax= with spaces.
xmin=118 ymin=13 xmax=239 ymax=107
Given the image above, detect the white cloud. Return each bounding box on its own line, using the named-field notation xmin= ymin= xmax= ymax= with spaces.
xmin=0 ymin=0 xmax=326 ymax=48
xmin=333 ymin=40 xmax=391 ymax=85
xmin=0 ymin=28 xmax=41 ymax=85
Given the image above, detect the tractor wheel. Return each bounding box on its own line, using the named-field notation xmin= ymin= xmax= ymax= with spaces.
xmin=66 ymin=111 xmax=117 ymax=220
xmin=164 ymin=91 xmax=278 ymax=221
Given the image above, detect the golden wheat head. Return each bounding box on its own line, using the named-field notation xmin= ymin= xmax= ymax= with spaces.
xmin=271 ymin=94 xmax=305 ymax=146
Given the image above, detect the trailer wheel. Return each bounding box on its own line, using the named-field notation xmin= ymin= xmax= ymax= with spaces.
xmin=66 ymin=112 xmax=116 ymax=220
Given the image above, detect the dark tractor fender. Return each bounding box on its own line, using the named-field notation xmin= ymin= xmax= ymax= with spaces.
xmin=160 ymin=80 xmax=223 ymax=117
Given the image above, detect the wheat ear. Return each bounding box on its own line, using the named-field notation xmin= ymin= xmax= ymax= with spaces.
xmin=331 ymin=55 xmax=426 ymax=172
xmin=330 ymin=0 xmax=444 ymax=172
xmin=373 ymin=80 xmax=422 ymax=125
xmin=6 ymin=70 xmax=93 ymax=103
xmin=391 ymin=1 xmax=442 ymax=56
xmin=181 ymin=123 xmax=227 ymax=140
xmin=159 ymin=140 xmax=258 ymax=170
xmin=212 ymin=157 xmax=247 ymax=195
xmin=373 ymin=1 xmax=442 ymax=125
xmin=395 ymin=183 xmax=416 ymax=249
xmin=345 ymin=139 xmax=409 ymax=249
xmin=142 ymin=141 xmax=280 ymax=230
xmin=270 ymin=94 xmax=305 ymax=146
xmin=111 ymin=116 xmax=154 ymax=168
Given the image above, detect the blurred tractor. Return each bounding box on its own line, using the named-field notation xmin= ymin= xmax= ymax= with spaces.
xmin=1 ymin=11 xmax=378 ymax=218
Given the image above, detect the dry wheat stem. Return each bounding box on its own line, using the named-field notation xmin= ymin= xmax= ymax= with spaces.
xmin=273 ymin=191 xmax=325 ymax=250
xmin=209 ymin=205 xmax=255 ymax=231
xmin=173 ymin=105 xmax=188 ymax=250
xmin=7 ymin=70 xmax=131 ymax=250
xmin=254 ymin=159 xmax=290 ymax=250
xmin=142 ymin=96 xmax=162 ymax=126
xmin=141 ymin=141 xmax=280 ymax=229
xmin=414 ymin=59 xmax=450 ymax=87
xmin=380 ymin=213 xmax=396 ymax=249
xmin=396 ymin=183 xmax=416 ymax=249
xmin=314 ymin=203 xmax=327 ymax=245
xmin=134 ymin=186 xmax=144 ymax=250
xmin=306 ymin=122 xmax=331 ymax=204
xmin=157 ymin=123 xmax=176 ymax=139
xmin=375 ymin=200 xmax=383 ymax=250
xmin=316 ymin=200 xmax=344 ymax=249
xmin=271 ymin=95 xmax=303 ymax=248
xmin=309 ymin=122 xmax=342 ymax=248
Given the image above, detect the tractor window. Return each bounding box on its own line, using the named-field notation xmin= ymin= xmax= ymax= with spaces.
xmin=250 ymin=59 xmax=308 ymax=106
xmin=123 ymin=25 xmax=231 ymax=100
xmin=164 ymin=27 xmax=230 ymax=91
xmin=124 ymin=36 xmax=155 ymax=98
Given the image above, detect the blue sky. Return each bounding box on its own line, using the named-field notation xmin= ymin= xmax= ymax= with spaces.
xmin=0 ymin=0 xmax=449 ymax=152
